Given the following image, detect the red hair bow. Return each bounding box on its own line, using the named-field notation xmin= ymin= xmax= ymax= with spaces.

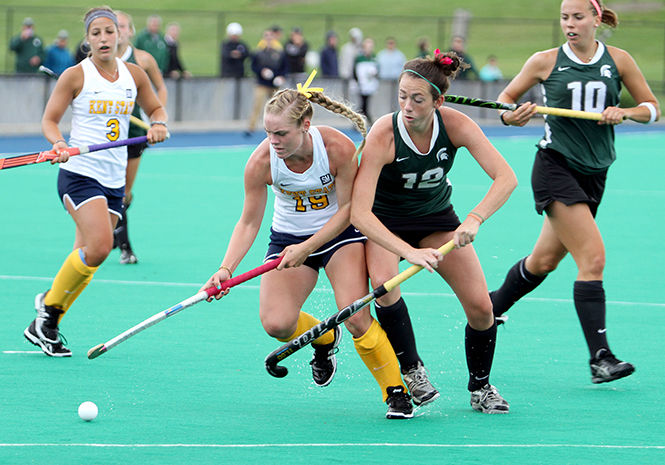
xmin=434 ymin=48 xmax=453 ymax=65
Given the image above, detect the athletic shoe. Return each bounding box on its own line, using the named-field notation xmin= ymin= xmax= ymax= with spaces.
xmin=590 ymin=348 xmax=635 ymax=384
xmin=495 ymin=315 xmax=509 ymax=326
xmin=119 ymin=246 xmax=138 ymax=265
xmin=23 ymin=292 xmax=71 ymax=357
xmin=403 ymin=362 xmax=440 ymax=406
xmin=470 ymin=384 xmax=510 ymax=414
xmin=385 ymin=386 xmax=414 ymax=419
xmin=310 ymin=325 xmax=342 ymax=387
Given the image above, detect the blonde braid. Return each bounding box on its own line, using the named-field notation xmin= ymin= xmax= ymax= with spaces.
xmin=308 ymin=92 xmax=367 ymax=157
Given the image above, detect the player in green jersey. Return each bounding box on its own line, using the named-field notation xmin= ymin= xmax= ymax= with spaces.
xmin=351 ymin=50 xmax=517 ymax=414
xmin=491 ymin=0 xmax=660 ymax=384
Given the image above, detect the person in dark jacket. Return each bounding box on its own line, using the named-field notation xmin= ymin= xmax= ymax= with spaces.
xmin=246 ymin=29 xmax=287 ymax=134
xmin=221 ymin=22 xmax=249 ymax=78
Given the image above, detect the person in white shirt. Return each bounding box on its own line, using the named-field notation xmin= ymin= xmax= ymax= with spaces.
xmin=24 ymin=6 xmax=168 ymax=358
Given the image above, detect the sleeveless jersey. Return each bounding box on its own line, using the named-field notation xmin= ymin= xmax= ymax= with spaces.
xmin=372 ymin=110 xmax=457 ymax=218
xmin=538 ymin=41 xmax=621 ymax=174
xmin=121 ymin=46 xmax=147 ymax=138
xmin=61 ymin=57 xmax=136 ymax=188
xmin=270 ymin=126 xmax=338 ymax=235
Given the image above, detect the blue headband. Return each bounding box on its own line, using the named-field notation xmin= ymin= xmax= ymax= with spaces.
xmin=85 ymin=10 xmax=118 ymax=32
xmin=403 ymin=69 xmax=442 ymax=96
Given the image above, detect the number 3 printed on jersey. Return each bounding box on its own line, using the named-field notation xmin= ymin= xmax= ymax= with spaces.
xmin=106 ymin=118 xmax=120 ymax=141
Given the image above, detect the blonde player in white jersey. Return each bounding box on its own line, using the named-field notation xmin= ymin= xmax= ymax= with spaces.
xmin=200 ymin=76 xmax=415 ymax=419
xmin=24 ymin=7 xmax=168 ymax=357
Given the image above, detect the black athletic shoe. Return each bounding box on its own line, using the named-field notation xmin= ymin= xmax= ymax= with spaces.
xmin=310 ymin=325 xmax=342 ymax=387
xmin=590 ymin=348 xmax=635 ymax=384
xmin=23 ymin=292 xmax=71 ymax=357
xmin=385 ymin=386 xmax=414 ymax=419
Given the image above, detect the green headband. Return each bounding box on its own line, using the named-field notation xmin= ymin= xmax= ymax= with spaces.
xmin=403 ymin=69 xmax=442 ymax=96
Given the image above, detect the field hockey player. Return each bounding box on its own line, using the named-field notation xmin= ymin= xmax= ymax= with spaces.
xmin=200 ymin=71 xmax=415 ymax=419
xmin=24 ymin=6 xmax=168 ymax=357
xmin=350 ymin=50 xmax=517 ymax=414
xmin=490 ymin=0 xmax=659 ymax=383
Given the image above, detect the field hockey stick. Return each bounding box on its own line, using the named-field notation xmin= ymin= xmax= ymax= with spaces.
xmin=87 ymin=256 xmax=284 ymax=360
xmin=264 ymin=240 xmax=455 ymax=378
xmin=444 ymin=94 xmax=607 ymax=121
xmin=0 ymin=135 xmax=149 ymax=170
xmin=39 ymin=65 xmax=152 ymax=131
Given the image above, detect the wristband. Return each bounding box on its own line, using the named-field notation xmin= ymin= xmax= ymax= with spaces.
xmin=638 ymin=102 xmax=657 ymax=124
xmin=150 ymin=121 xmax=168 ymax=128
xmin=467 ymin=211 xmax=486 ymax=224
xmin=54 ymin=139 xmax=67 ymax=145
xmin=218 ymin=265 xmax=233 ymax=277
xmin=499 ymin=110 xmax=510 ymax=126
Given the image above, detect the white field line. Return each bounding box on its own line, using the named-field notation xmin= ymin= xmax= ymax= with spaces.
xmin=0 ymin=274 xmax=663 ymax=308
xmin=0 ymin=443 xmax=664 ymax=450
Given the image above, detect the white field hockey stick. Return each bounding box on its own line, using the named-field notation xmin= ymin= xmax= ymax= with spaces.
xmin=39 ymin=65 xmax=153 ymax=131
xmin=264 ymin=240 xmax=455 ymax=377
xmin=87 ymin=257 xmax=284 ymax=359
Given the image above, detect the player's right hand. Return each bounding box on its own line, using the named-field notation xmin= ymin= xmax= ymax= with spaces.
xmin=50 ymin=140 xmax=70 ymax=164
xmin=200 ymin=267 xmax=232 ymax=302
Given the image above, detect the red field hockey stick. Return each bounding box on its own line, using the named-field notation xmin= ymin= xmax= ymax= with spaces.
xmin=0 ymin=136 xmax=149 ymax=171
xmin=88 ymin=256 xmax=284 ymax=359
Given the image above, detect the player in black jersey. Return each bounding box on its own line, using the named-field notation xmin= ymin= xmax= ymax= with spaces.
xmin=491 ymin=0 xmax=660 ymax=384
xmin=351 ymin=50 xmax=517 ymax=413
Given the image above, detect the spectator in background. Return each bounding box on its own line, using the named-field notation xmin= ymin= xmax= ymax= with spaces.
xmin=320 ymin=31 xmax=339 ymax=77
xmin=164 ymin=22 xmax=191 ymax=79
xmin=44 ymin=30 xmax=74 ymax=76
xmin=246 ymin=29 xmax=287 ymax=135
xmin=271 ymin=24 xmax=284 ymax=46
xmin=258 ymin=25 xmax=284 ymax=50
xmin=135 ymin=15 xmax=168 ymax=75
xmin=284 ymin=27 xmax=309 ymax=78
xmin=376 ymin=36 xmax=406 ymax=80
xmin=479 ymin=54 xmax=503 ymax=82
xmin=74 ymin=39 xmax=90 ymax=64
xmin=221 ymin=22 xmax=249 ymax=78
xmin=448 ymin=35 xmax=478 ymax=80
xmin=9 ymin=17 xmax=44 ymax=73
xmin=354 ymin=37 xmax=379 ymax=124
xmin=339 ymin=27 xmax=363 ymax=79
xmin=416 ymin=37 xmax=430 ymax=58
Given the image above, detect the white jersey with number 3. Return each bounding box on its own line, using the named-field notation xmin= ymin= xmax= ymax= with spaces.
xmin=60 ymin=57 xmax=137 ymax=188
xmin=270 ymin=126 xmax=338 ymax=235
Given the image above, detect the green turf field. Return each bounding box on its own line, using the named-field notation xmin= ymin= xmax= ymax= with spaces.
xmin=1 ymin=129 xmax=664 ymax=464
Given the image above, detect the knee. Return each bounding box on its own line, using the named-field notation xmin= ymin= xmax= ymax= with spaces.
xmin=581 ymin=253 xmax=605 ymax=277
xmin=465 ymin=296 xmax=494 ymax=329
xmin=260 ymin=314 xmax=294 ymax=340
xmin=85 ymin=242 xmax=113 ymax=266
xmin=344 ymin=311 xmax=371 ymax=338
xmin=528 ymin=254 xmax=559 ymax=275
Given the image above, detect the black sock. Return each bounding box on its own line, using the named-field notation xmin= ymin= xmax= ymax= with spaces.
xmin=491 ymin=257 xmax=547 ymax=316
xmin=574 ymin=280 xmax=609 ymax=358
xmin=465 ymin=322 xmax=497 ymax=392
xmin=375 ymin=297 xmax=422 ymax=372
xmin=114 ymin=201 xmax=131 ymax=249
